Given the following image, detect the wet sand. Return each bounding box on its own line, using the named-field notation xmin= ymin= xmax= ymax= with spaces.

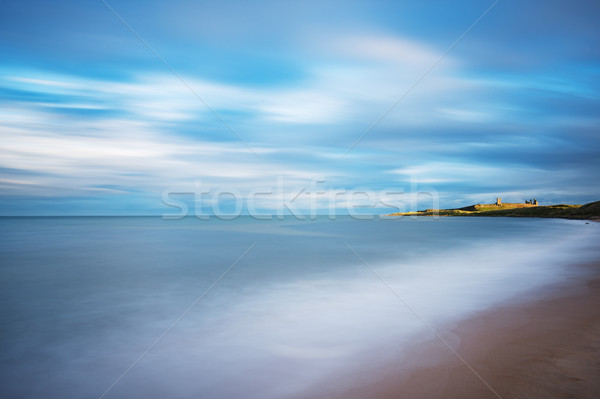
xmin=334 ymin=263 xmax=600 ymax=399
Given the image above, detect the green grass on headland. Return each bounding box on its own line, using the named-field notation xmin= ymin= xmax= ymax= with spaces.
xmin=389 ymin=200 xmax=600 ymax=221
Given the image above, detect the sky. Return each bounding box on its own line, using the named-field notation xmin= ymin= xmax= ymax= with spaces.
xmin=1 ymin=0 xmax=599 ymax=215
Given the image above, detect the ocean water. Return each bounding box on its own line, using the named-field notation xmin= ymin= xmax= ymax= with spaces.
xmin=1 ymin=216 xmax=599 ymax=398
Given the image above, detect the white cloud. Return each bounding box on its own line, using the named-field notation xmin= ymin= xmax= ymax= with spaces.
xmin=389 ymin=162 xmax=537 ymax=185
xmin=436 ymin=107 xmax=493 ymax=123
xmin=5 ymin=30 xmax=587 ymax=210
xmin=0 ymin=104 xmax=337 ymax=198
xmin=1 ymin=30 xmax=481 ymax=131
xmin=329 ymin=35 xmax=449 ymax=68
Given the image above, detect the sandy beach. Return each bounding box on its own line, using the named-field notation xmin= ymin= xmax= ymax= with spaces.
xmin=334 ymin=262 xmax=600 ymax=399
xmin=3 ymin=218 xmax=599 ymax=398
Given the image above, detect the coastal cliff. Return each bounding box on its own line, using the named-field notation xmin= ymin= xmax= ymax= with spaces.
xmin=389 ymin=200 xmax=600 ymax=221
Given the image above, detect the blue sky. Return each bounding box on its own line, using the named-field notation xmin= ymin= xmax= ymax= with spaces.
xmin=1 ymin=0 xmax=599 ymax=215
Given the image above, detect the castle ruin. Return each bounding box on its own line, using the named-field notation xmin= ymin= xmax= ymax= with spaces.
xmin=495 ymin=198 xmax=538 ymax=206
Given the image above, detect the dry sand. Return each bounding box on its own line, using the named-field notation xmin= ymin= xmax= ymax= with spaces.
xmin=332 ymin=263 xmax=600 ymax=399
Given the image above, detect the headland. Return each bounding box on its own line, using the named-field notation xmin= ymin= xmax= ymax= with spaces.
xmin=389 ymin=199 xmax=600 ymax=221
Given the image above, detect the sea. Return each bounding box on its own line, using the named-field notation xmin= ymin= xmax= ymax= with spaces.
xmin=1 ymin=216 xmax=599 ymax=398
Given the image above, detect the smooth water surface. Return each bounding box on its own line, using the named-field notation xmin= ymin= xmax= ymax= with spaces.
xmin=1 ymin=216 xmax=599 ymax=398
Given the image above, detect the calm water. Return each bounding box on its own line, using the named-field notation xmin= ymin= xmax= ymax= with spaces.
xmin=1 ymin=216 xmax=599 ymax=398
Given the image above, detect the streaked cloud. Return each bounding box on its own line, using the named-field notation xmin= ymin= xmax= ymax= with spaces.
xmin=0 ymin=0 xmax=599 ymax=214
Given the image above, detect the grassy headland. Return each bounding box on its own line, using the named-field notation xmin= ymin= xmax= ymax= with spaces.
xmin=389 ymin=200 xmax=600 ymax=221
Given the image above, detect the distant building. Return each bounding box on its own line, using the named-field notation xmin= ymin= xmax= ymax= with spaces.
xmin=493 ymin=197 xmax=537 ymax=207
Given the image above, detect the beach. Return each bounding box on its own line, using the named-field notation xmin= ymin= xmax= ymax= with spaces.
xmin=334 ymin=262 xmax=600 ymax=399
xmin=1 ymin=217 xmax=599 ymax=398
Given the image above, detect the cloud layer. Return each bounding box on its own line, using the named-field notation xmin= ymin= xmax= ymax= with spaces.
xmin=1 ymin=0 xmax=599 ymax=214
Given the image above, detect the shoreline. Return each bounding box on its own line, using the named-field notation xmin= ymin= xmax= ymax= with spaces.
xmin=386 ymin=199 xmax=600 ymax=221
xmin=387 ymin=215 xmax=600 ymax=222
xmin=330 ymin=262 xmax=600 ymax=399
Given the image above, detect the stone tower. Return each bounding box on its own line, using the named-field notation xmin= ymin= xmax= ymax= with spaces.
xmin=496 ymin=198 xmax=502 ymax=205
